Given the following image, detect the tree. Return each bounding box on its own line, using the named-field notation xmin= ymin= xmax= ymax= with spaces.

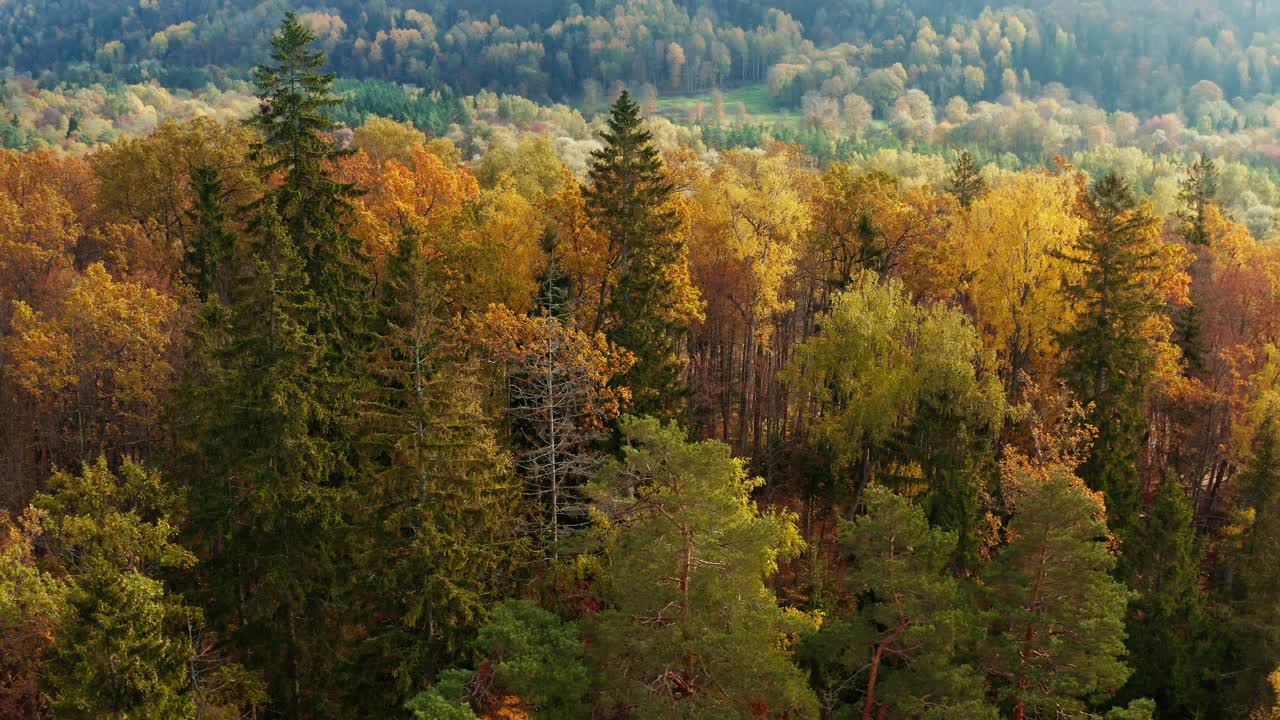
xmin=248 ymin=11 xmax=372 ymax=378
xmin=802 ymin=486 xmax=996 ymax=720
xmin=348 ymin=231 xmax=522 ymax=707
xmin=29 ymin=459 xmax=198 ymax=719
xmin=176 ymin=200 xmax=342 ymax=717
xmin=1058 ymin=172 xmax=1189 ymax=540
xmin=588 ymin=417 xmax=818 ymax=719
xmin=1177 ymin=154 xmax=1218 ymax=247
xmin=6 ymin=263 xmax=179 ymax=471
xmin=585 ymin=91 xmax=699 ymax=419
xmin=408 ymin=600 xmax=590 ymax=719
xmin=0 ymin=508 xmax=67 ymax=717
xmin=473 ymin=301 xmax=633 ymax=555
xmin=184 ymin=165 xmax=238 ymax=303
xmin=983 ymin=455 xmax=1133 ymax=720
xmin=783 ymin=271 xmax=1005 ymax=565
xmin=953 ymin=171 xmax=1083 ymax=400
xmin=176 ymin=18 xmax=381 ymax=714
xmin=1220 ymin=411 xmax=1280 ymax=714
xmin=693 ymin=144 xmax=811 ymax=454
xmin=1118 ymin=473 xmax=1211 ymax=718
xmin=946 ymin=150 xmax=987 ymax=208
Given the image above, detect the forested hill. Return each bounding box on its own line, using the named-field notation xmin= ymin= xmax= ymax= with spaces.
xmin=3 ymin=0 xmax=1278 ymax=116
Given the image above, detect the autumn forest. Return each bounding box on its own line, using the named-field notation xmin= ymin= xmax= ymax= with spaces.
xmin=5 ymin=2 xmax=1280 ymax=719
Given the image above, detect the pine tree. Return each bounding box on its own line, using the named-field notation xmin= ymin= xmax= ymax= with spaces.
xmin=946 ymin=150 xmax=987 ymax=208
xmin=1119 ymin=473 xmax=1211 ymax=718
xmin=802 ymin=486 xmax=995 ymax=720
xmin=1058 ymin=172 xmax=1165 ymax=540
xmin=586 ymin=91 xmax=689 ymax=419
xmin=588 ymin=417 xmax=818 ymax=719
xmin=983 ymin=463 xmax=1133 ymax=720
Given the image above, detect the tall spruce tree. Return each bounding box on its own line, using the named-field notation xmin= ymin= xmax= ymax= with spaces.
xmin=177 ymin=16 xmax=373 ymax=714
xmin=346 ymin=231 xmax=522 ymax=711
xmin=1177 ymin=153 xmax=1219 ymax=247
xmin=1058 ymin=172 xmax=1164 ymax=541
xmin=1119 ymin=473 xmax=1211 ymax=718
xmin=585 ymin=91 xmax=688 ymax=418
xmin=946 ymin=150 xmax=987 ymax=208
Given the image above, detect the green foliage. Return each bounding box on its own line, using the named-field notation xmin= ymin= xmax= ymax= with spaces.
xmin=587 ymin=92 xmax=690 ymax=420
xmin=803 ymin=486 xmax=995 ymax=720
xmin=947 ymin=150 xmax=987 ymax=208
xmin=983 ymin=464 xmax=1133 ymax=717
xmin=1119 ymin=474 xmax=1211 ymax=717
xmin=409 ymin=600 xmax=590 ymax=719
xmin=184 ymin=165 xmax=238 ymax=303
xmin=347 ymin=232 xmax=522 ymax=707
xmin=589 ymin=416 xmax=818 ymax=719
xmin=784 ymin=270 xmax=1005 ymax=566
xmin=1220 ymin=415 xmax=1280 ymax=714
xmin=1178 ymin=154 xmax=1219 ymax=247
xmin=30 ymin=458 xmax=196 ymax=719
xmin=1059 ymin=172 xmax=1166 ymax=541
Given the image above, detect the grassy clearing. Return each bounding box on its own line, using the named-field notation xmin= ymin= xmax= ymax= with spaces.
xmin=653 ymin=84 xmax=803 ymax=127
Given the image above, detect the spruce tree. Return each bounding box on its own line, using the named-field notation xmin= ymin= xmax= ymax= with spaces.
xmin=1058 ymin=172 xmax=1164 ymax=540
xmin=1177 ymin=153 xmax=1219 ymax=247
xmin=185 ymin=165 xmax=238 ymax=303
xmin=586 ymin=91 xmax=688 ymax=418
xmin=1221 ymin=415 xmax=1280 ymax=714
xmin=347 ymin=232 xmax=522 ymax=710
xmin=180 ymin=201 xmax=343 ymax=717
xmin=176 ymin=17 xmax=376 ymax=715
xmin=248 ymin=11 xmax=373 ymax=476
xmin=946 ymin=150 xmax=987 ymax=208
xmin=1119 ymin=473 xmax=1211 ymax=718
xmin=1173 ymin=153 xmax=1218 ymax=373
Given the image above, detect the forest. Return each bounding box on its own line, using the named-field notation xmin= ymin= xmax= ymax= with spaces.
xmin=6 ymin=3 xmax=1280 ymax=720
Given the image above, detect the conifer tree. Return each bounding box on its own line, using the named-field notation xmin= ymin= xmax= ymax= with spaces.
xmin=177 ymin=198 xmax=346 ymax=716
xmin=586 ymin=91 xmax=689 ymax=418
xmin=1058 ymin=172 xmax=1165 ymax=540
xmin=983 ymin=462 xmax=1133 ymax=720
xmin=30 ymin=459 xmax=198 ymax=719
xmin=1119 ymin=473 xmax=1211 ymax=718
xmin=176 ymin=19 xmax=378 ymax=714
xmin=1173 ymin=153 xmax=1218 ymax=373
xmin=348 ymin=231 xmax=522 ymax=709
xmin=1178 ymin=153 xmax=1219 ymax=247
xmin=185 ymin=165 xmax=238 ymax=303
xmin=589 ymin=417 xmax=818 ymax=719
xmin=1221 ymin=414 xmax=1280 ymax=714
xmin=803 ymin=486 xmax=995 ymax=720
xmin=248 ymin=11 xmax=373 ymax=479
xmin=946 ymin=150 xmax=987 ymax=208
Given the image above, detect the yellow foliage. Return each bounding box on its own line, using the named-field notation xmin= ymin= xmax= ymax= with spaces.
xmin=953 ymin=171 xmax=1084 ymax=388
